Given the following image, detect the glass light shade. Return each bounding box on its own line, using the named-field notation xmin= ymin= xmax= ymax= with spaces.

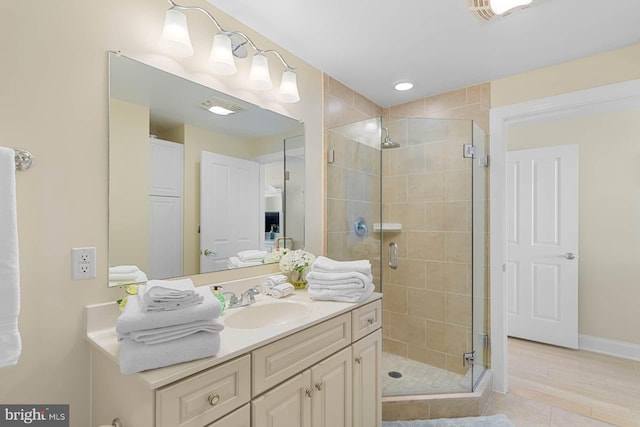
xmin=208 ymin=33 xmax=237 ymax=76
xmin=278 ymin=69 xmax=300 ymax=103
xmin=248 ymin=53 xmax=273 ymax=90
xmin=490 ymin=0 xmax=532 ymax=15
xmin=159 ymin=9 xmax=194 ymax=57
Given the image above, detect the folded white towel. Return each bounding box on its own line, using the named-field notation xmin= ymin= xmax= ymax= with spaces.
xmin=0 ymin=147 xmax=21 ymax=368
xmin=120 ymin=319 xmax=224 ymax=345
xmin=307 ymin=282 xmax=375 ymax=303
xmin=116 ymin=287 xmax=221 ymax=335
xmin=306 ymin=271 xmax=373 ymax=288
xmin=228 ymin=257 xmax=263 ymax=268
xmin=267 ymin=274 xmax=288 ymax=286
xmin=109 ymin=269 xmax=148 ymax=287
xmin=119 ymin=331 xmax=220 ymax=374
xmin=138 ymin=279 xmax=203 ymax=312
xmin=109 ymin=265 xmax=141 ymax=274
xmin=311 ymin=256 xmax=371 ymax=275
xmin=237 ymin=250 xmax=269 ymax=262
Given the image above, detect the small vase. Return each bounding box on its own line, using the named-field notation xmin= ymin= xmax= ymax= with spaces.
xmin=288 ymin=269 xmax=308 ymax=289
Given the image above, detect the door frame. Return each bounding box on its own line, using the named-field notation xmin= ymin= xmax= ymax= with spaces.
xmin=489 ymin=78 xmax=640 ymax=393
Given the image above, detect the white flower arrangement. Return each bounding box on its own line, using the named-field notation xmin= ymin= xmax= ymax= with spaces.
xmin=262 ymin=247 xmax=290 ymax=265
xmin=278 ymin=249 xmax=316 ymax=275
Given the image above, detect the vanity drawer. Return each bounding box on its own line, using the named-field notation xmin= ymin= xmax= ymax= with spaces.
xmin=252 ymin=313 xmax=351 ymax=396
xmin=205 ymin=403 xmax=249 ymax=427
xmin=351 ymin=300 xmax=382 ymax=342
xmin=156 ymin=355 xmax=251 ymax=427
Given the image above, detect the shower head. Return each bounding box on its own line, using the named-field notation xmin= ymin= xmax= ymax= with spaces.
xmin=381 ymin=127 xmax=400 ymax=149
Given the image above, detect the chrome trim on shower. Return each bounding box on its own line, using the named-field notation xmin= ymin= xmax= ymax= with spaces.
xmin=388 ymin=242 xmax=398 ymax=270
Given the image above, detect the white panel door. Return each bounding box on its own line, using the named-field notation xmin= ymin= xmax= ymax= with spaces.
xmin=507 ymin=145 xmax=579 ymax=349
xmin=149 ymin=138 xmax=183 ymax=197
xmin=148 ymin=195 xmax=183 ymax=279
xmin=200 ymin=151 xmax=260 ymax=273
xmin=252 ymin=370 xmax=312 ymax=427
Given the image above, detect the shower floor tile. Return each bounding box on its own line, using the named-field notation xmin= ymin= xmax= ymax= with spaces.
xmin=382 ymin=352 xmax=472 ymax=395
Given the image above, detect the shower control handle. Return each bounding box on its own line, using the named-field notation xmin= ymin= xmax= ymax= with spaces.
xmin=388 ymin=242 xmax=399 ymax=270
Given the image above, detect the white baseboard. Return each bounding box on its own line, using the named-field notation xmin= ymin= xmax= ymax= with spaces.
xmin=579 ymin=334 xmax=640 ymax=361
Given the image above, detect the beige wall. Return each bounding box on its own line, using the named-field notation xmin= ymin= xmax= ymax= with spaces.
xmin=493 ymin=43 xmax=640 ymax=347
xmin=0 ymin=1 xmax=321 ymax=425
xmin=109 ymin=99 xmax=150 ymax=271
xmin=508 ymin=109 xmax=640 ymax=345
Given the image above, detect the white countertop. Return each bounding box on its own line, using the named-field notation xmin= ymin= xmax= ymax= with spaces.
xmin=85 ymin=280 xmax=381 ymax=390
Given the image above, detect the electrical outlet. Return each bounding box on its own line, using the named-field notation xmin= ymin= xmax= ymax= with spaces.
xmin=71 ymin=247 xmax=96 ymax=280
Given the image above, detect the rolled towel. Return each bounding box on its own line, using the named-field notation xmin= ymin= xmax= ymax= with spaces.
xmin=116 ymin=287 xmax=221 ymax=335
xmin=237 ymin=250 xmax=269 ymax=262
xmin=120 ymin=319 xmax=224 ymax=345
xmin=119 ymin=331 xmax=220 ymax=375
xmin=306 ymin=271 xmax=373 ymax=288
xmin=267 ymin=274 xmax=288 ymax=286
xmin=307 ymin=281 xmax=375 ymax=303
xmin=271 ymin=282 xmax=294 ymax=299
xmin=311 ymin=256 xmax=371 ymax=275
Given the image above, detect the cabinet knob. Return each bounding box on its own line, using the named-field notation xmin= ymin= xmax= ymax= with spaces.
xmin=305 ymin=388 xmax=314 ymax=398
xmin=208 ymin=393 xmax=220 ymax=406
xmin=355 ymin=357 xmax=362 ymax=364
xmin=367 ymin=317 xmax=375 ymax=325
xmin=315 ymin=382 xmax=324 ymax=391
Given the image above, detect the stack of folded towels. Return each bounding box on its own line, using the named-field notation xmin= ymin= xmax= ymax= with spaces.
xmin=227 ymin=250 xmax=269 ymax=269
xmin=116 ymin=278 xmax=223 ymax=374
xmin=108 ymin=265 xmax=148 ymax=286
xmin=306 ymin=256 xmax=375 ymax=303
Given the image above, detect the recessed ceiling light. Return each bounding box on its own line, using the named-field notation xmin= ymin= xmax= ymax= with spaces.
xmin=394 ymin=82 xmax=414 ymax=91
xmin=208 ymin=105 xmax=235 ymax=116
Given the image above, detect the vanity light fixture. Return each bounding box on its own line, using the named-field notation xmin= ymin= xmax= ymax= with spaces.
xmin=469 ymin=0 xmax=533 ymax=20
xmin=159 ymin=0 xmax=300 ymax=102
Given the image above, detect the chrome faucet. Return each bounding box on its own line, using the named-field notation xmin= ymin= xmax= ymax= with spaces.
xmin=223 ymin=287 xmax=260 ymax=308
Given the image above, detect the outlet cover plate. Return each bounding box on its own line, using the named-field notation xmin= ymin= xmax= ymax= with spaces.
xmin=71 ymin=247 xmax=96 ymax=280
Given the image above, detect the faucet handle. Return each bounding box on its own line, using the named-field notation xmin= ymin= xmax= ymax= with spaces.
xmin=242 ymin=287 xmax=260 ymax=304
xmin=222 ymin=291 xmax=238 ymax=306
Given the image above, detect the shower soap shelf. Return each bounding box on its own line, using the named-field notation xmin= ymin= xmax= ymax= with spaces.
xmin=373 ymin=223 xmax=402 ymax=232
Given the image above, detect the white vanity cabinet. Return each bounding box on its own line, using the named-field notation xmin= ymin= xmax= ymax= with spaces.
xmin=89 ymin=296 xmax=381 ymax=427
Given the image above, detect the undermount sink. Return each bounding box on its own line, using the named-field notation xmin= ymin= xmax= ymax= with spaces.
xmin=223 ymin=302 xmax=312 ymax=329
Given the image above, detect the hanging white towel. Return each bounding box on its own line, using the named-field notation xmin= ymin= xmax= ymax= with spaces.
xmin=0 ymin=147 xmax=21 ymax=368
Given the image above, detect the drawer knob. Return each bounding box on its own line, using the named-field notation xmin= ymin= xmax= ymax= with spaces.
xmin=355 ymin=357 xmax=362 ymax=364
xmin=208 ymin=393 xmax=220 ymax=406
xmin=315 ymin=382 xmax=324 ymax=391
xmin=367 ymin=317 xmax=375 ymax=325
xmin=305 ymin=388 xmax=314 ymax=398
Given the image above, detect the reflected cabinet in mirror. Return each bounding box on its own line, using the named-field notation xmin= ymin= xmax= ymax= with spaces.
xmin=108 ymin=52 xmax=305 ymax=286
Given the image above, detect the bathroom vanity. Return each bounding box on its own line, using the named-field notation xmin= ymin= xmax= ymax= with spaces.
xmin=86 ymin=279 xmax=381 ymax=427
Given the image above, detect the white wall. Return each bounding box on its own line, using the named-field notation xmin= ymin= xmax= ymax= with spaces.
xmin=0 ymin=1 xmax=321 ymax=425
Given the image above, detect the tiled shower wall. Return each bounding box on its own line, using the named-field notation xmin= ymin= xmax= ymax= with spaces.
xmin=381 ymin=85 xmax=490 ymax=376
xmin=324 ymin=75 xmax=384 ymax=288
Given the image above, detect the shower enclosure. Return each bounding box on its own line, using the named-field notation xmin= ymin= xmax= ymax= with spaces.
xmin=327 ymin=116 xmax=488 ymax=397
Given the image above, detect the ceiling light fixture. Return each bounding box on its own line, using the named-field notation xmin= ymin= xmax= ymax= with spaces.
xmin=394 ymin=82 xmax=414 ymax=91
xmin=469 ymin=0 xmax=533 ymax=20
xmin=159 ymin=0 xmax=300 ymax=103
xmin=201 ymin=99 xmax=243 ymax=115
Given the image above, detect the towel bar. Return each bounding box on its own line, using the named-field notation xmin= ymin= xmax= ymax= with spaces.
xmin=14 ymin=148 xmax=33 ymax=171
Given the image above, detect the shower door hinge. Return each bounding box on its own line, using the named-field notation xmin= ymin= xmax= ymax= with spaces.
xmin=479 ymin=154 xmax=489 ymax=168
xmin=463 ymin=144 xmax=476 ymax=159
xmin=463 ymin=351 xmax=476 ymax=366
xmin=327 ymin=149 xmax=335 ymax=164
xmin=284 ymin=170 xmax=290 ymax=180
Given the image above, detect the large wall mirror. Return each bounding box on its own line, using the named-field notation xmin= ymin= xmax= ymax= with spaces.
xmin=108 ymin=52 xmax=305 ymax=286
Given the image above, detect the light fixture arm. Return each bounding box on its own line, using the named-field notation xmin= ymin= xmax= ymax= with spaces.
xmin=166 ymin=0 xmax=224 ymax=32
xmin=166 ymin=0 xmax=295 ymax=71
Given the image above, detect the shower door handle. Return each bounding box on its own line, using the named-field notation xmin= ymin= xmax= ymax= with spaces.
xmin=388 ymin=242 xmax=399 ymax=270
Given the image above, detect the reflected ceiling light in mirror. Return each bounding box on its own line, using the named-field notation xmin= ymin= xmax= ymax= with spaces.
xmin=200 ymin=99 xmax=242 ymax=115
xmin=469 ymin=0 xmax=533 ymax=20
xmin=159 ymin=0 xmax=300 ymax=102
xmin=248 ymin=52 xmax=273 ymax=90
xmin=158 ymin=9 xmax=194 ymax=57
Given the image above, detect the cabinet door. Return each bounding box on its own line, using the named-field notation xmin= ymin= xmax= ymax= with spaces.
xmin=252 ymin=370 xmax=311 ymax=427
xmin=352 ymin=329 xmax=381 ymax=427
xmin=311 ymin=347 xmax=352 ymax=427
xmin=149 ymin=138 xmax=183 ymax=197
xmin=206 ymin=403 xmax=250 ymax=427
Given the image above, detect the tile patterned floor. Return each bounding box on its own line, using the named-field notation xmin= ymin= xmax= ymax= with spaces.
xmin=382 ymin=352 xmax=472 ymax=395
